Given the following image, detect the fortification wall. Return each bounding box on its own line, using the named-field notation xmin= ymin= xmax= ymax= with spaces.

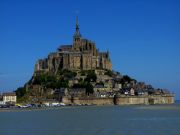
xmin=62 ymin=95 xmax=174 ymax=105
xmin=116 ymin=96 xmax=149 ymax=105
xmin=148 ymin=95 xmax=174 ymax=104
xmin=62 ymin=97 xmax=114 ymax=105
xmin=116 ymin=95 xmax=174 ymax=105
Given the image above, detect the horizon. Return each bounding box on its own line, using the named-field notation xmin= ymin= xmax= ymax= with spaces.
xmin=0 ymin=0 xmax=180 ymax=99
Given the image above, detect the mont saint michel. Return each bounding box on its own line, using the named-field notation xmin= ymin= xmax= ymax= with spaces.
xmin=13 ymin=17 xmax=174 ymax=105
xmin=1 ymin=1 xmax=180 ymax=135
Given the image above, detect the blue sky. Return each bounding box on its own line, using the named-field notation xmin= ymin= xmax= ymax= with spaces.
xmin=0 ymin=0 xmax=180 ymax=99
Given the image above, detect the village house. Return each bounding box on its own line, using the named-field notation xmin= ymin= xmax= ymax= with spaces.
xmin=130 ymin=88 xmax=135 ymax=96
xmin=2 ymin=92 xmax=17 ymax=104
xmin=114 ymin=83 xmax=122 ymax=89
xmin=135 ymin=89 xmax=148 ymax=96
xmin=67 ymin=88 xmax=86 ymax=97
xmin=94 ymin=85 xmax=112 ymax=93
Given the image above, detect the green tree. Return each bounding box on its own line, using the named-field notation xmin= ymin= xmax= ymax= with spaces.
xmin=104 ymin=70 xmax=114 ymax=77
xmin=85 ymin=70 xmax=97 ymax=82
xmin=80 ymin=70 xmax=86 ymax=76
xmin=96 ymin=81 xmax=104 ymax=86
xmin=58 ymin=69 xmax=77 ymax=79
xmin=15 ymin=87 xmax=26 ymax=98
xmin=122 ymin=75 xmax=132 ymax=83
xmin=85 ymin=82 xmax=94 ymax=95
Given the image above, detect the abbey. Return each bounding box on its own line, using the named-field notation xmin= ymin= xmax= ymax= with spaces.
xmin=35 ymin=17 xmax=112 ymax=73
xmin=15 ymin=17 xmax=174 ymax=106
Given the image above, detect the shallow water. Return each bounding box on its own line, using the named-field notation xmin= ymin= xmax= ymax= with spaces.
xmin=0 ymin=103 xmax=180 ymax=135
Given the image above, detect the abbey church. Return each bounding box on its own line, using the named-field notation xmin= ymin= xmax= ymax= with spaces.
xmin=35 ymin=17 xmax=112 ymax=73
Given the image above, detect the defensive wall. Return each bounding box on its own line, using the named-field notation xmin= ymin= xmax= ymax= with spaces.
xmin=62 ymin=95 xmax=174 ymax=105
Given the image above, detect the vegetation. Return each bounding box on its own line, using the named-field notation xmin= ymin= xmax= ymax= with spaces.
xmin=15 ymin=87 xmax=27 ymax=98
xmin=16 ymin=69 xmax=98 ymax=101
xmin=85 ymin=82 xmax=94 ymax=95
xmin=58 ymin=69 xmax=77 ymax=79
xmin=33 ymin=73 xmax=69 ymax=89
xmin=72 ymin=81 xmax=94 ymax=95
xmin=72 ymin=83 xmax=85 ymax=88
xmin=72 ymin=70 xmax=96 ymax=94
xmin=104 ymin=70 xmax=114 ymax=77
xmin=119 ymin=75 xmax=137 ymax=88
xmin=84 ymin=70 xmax=97 ymax=82
xmin=32 ymin=70 xmax=96 ymax=90
xmin=122 ymin=75 xmax=132 ymax=83
xmin=33 ymin=74 xmax=56 ymax=85
xmin=96 ymin=81 xmax=104 ymax=86
xmin=15 ymin=86 xmax=31 ymax=103
xmin=80 ymin=70 xmax=86 ymax=76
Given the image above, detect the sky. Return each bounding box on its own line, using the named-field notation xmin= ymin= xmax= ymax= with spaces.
xmin=0 ymin=0 xmax=180 ymax=99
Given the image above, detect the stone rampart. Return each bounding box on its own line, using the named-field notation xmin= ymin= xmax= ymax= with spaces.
xmin=62 ymin=95 xmax=174 ymax=105
xmin=62 ymin=96 xmax=114 ymax=105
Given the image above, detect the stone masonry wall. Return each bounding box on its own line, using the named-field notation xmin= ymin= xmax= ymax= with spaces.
xmin=62 ymin=95 xmax=174 ymax=105
xmin=62 ymin=97 xmax=114 ymax=105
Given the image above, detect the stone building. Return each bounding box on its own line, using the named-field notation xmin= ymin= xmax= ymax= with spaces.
xmin=35 ymin=17 xmax=112 ymax=73
xmin=2 ymin=92 xmax=17 ymax=104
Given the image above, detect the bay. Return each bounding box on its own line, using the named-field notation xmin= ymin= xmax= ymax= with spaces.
xmin=0 ymin=103 xmax=180 ymax=135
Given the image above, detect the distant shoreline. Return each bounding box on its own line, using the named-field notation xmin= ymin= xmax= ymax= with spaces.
xmin=0 ymin=106 xmax=67 ymax=112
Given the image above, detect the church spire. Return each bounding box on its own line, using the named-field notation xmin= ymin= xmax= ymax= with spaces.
xmin=74 ymin=16 xmax=81 ymax=40
xmin=76 ymin=16 xmax=79 ymax=32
